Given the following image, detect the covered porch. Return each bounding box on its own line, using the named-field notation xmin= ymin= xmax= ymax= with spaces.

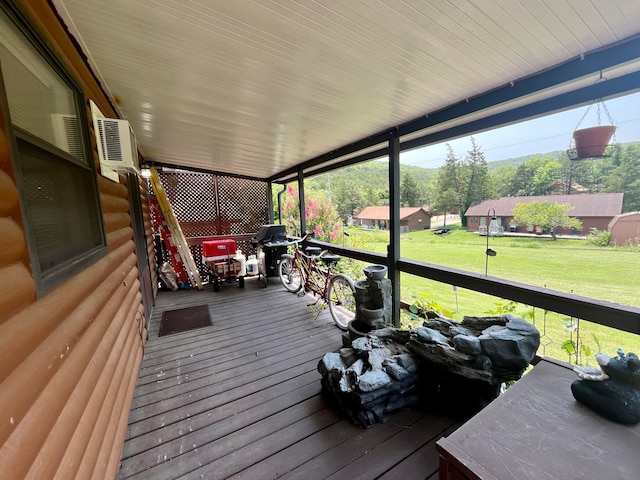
xmin=2 ymin=2 xmax=640 ymax=479
xmin=118 ymin=285 xmax=463 ymax=479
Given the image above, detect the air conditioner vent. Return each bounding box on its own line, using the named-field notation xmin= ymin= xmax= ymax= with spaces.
xmin=95 ymin=117 xmax=139 ymax=172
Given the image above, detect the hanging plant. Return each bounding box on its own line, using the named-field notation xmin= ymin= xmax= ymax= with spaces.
xmin=567 ymin=73 xmax=619 ymax=161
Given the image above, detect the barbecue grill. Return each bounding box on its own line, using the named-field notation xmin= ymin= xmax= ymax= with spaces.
xmin=251 ymin=224 xmax=289 ymax=287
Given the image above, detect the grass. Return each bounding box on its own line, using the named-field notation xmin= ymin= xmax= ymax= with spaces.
xmin=341 ymin=225 xmax=640 ymax=365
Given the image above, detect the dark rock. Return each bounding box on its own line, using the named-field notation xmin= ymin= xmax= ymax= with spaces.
xmin=479 ymin=318 xmax=539 ymax=371
xmin=474 ymin=354 xmax=493 ymax=371
xmin=372 ymin=327 xmax=411 ymax=344
xmin=572 ymin=351 xmax=640 ymax=425
xmin=351 ymin=336 xmax=383 ymax=352
xmin=346 ymin=358 xmax=366 ymax=376
xmin=395 ymin=353 xmax=419 ymax=372
xmin=358 ymin=370 xmax=392 ymax=392
xmin=415 ymin=326 xmax=451 ymax=345
xmin=450 ymin=325 xmax=474 ymax=337
xmin=339 ymin=347 xmax=357 ymax=367
xmin=383 ymin=358 xmax=412 ymax=381
xmin=320 ymin=314 xmax=540 ymax=428
xmin=366 ymin=348 xmax=393 ymax=370
xmin=453 ymin=334 xmax=482 ymax=355
xmin=423 ymin=318 xmax=455 ymax=334
xmin=318 ymin=352 xmax=345 ymax=375
xmin=462 ymin=315 xmax=508 ymax=331
xmin=338 ymin=370 xmax=356 ymax=393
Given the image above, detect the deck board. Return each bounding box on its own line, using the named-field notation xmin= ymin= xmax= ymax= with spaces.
xmin=118 ymin=284 xmax=464 ymax=479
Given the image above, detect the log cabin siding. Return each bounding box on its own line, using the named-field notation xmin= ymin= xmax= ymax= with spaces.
xmin=0 ymin=1 xmax=151 ymax=478
xmin=0 ymin=128 xmax=36 ymax=324
xmin=140 ymin=179 xmax=158 ymax=298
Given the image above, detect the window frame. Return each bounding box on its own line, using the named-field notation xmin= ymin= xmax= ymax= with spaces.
xmin=0 ymin=3 xmax=107 ymax=296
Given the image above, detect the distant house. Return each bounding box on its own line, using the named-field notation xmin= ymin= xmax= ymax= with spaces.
xmin=609 ymin=212 xmax=640 ymax=245
xmin=355 ymin=206 xmax=431 ymax=233
xmin=464 ymin=193 xmax=624 ymax=235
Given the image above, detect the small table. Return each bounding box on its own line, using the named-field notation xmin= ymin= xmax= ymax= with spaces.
xmin=436 ymin=358 xmax=640 ymax=480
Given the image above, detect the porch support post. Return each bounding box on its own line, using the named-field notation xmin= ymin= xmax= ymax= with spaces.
xmin=388 ymin=133 xmax=401 ymax=327
xmin=297 ymin=169 xmax=306 ymax=235
xmin=267 ymin=181 xmax=274 ymax=223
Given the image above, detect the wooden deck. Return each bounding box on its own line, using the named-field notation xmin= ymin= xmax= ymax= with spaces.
xmin=117 ymin=277 xmax=464 ymax=479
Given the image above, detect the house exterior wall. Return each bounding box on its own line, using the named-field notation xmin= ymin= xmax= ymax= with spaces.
xmin=357 ymin=218 xmax=379 ymax=229
xmin=467 ymin=215 xmax=612 ymax=235
xmin=577 ymin=217 xmax=613 ymax=233
xmin=467 ymin=215 xmax=482 ymax=232
xmin=0 ymin=2 xmax=152 ymax=478
xmin=406 ymin=210 xmax=431 ymax=231
xmin=355 ymin=208 xmax=430 ymax=232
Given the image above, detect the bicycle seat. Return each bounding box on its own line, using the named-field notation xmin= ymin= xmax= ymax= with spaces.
xmin=304 ymin=246 xmax=322 ymax=255
xmin=319 ymin=255 xmax=341 ymax=265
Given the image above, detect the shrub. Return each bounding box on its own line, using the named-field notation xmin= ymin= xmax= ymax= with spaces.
xmin=586 ymin=228 xmax=611 ymax=247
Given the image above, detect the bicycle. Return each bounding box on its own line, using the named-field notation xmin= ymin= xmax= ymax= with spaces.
xmin=278 ymin=235 xmax=356 ymax=330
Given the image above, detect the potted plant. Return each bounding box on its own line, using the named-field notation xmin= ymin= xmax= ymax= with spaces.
xmin=572 ymin=124 xmax=616 ymax=158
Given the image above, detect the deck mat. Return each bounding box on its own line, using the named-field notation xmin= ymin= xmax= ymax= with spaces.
xmin=159 ymin=304 xmax=212 ymax=336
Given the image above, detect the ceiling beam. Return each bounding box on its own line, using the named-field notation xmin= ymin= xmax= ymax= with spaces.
xmin=269 ymin=34 xmax=640 ymax=182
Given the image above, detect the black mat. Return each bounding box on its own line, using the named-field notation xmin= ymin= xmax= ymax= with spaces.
xmin=159 ymin=304 xmax=212 ymax=337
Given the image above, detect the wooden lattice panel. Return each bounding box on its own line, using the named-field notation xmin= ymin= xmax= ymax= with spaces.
xmin=150 ymin=169 xmax=270 ymax=283
xmin=216 ymin=176 xmax=270 ymax=235
xmin=158 ymin=170 xmax=218 ymax=236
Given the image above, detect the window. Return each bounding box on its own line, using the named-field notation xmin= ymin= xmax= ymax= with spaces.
xmin=0 ymin=6 xmax=106 ymax=296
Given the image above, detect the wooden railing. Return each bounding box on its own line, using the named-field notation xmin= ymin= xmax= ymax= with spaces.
xmin=308 ymin=238 xmax=640 ymax=336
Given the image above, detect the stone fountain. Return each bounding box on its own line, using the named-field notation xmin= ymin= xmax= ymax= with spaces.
xmin=320 ymin=273 xmax=541 ymax=427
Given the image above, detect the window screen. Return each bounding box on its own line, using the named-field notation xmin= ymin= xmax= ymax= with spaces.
xmin=0 ymin=6 xmax=105 ymax=295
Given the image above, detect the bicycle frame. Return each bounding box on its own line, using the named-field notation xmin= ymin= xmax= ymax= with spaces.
xmin=279 ymin=235 xmax=356 ymax=330
xmin=289 ymin=242 xmax=333 ymax=301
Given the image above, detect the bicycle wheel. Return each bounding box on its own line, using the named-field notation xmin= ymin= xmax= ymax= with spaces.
xmin=279 ymin=255 xmax=303 ymax=293
xmin=327 ymin=273 xmax=356 ymax=330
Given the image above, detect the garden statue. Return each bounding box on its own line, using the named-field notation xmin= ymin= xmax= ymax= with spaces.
xmin=571 ymin=349 xmax=640 ymax=425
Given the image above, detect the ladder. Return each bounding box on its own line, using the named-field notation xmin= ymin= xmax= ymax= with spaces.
xmin=149 ymin=166 xmax=203 ymax=289
xmin=149 ymin=197 xmax=189 ymax=285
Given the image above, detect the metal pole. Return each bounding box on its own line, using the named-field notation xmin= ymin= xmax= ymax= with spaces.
xmin=297 ymin=169 xmax=306 ymax=235
xmin=388 ymin=133 xmax=401 ymax=327
xmin=267 ymin=181 xmax=274 ymax=223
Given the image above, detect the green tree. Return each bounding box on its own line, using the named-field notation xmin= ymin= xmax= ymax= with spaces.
xmin=462 ymin=137 xmax=490 ymax=226
xmin=557 ymin=152 xmax=616 ymax=195
xmin=332 ymin=179 xmax=365 ymax=221
xmin=530 ymin=158 xmax=562 ymax=195
xmin=510 ymin=157 xmax=562 ymax=196
xmin=605 ymin=144 xmax=640 ymax=212
xmin=490 ymin=165 xmax=517 ymax=198
xmin=430 ymin=144 xmax=466 ymax=216
xmin=512 ymin=201 xmax=582 ymax=240
xmin=400 ymin=171 xmax=422 ymax=206
xmin=363 ymin=184 xmax=384 ymax=206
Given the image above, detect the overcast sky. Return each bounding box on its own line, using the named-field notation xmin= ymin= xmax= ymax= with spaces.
xmin=400 ymin=90 xmax=640 ymax=169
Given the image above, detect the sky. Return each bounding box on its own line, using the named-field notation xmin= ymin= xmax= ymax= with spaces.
xmin=399 ymin=91 xmax=640 ymax=168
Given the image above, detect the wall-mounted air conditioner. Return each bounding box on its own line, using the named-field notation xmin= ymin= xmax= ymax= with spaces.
xmin=95 ymin=117 xmax=139 ymax=173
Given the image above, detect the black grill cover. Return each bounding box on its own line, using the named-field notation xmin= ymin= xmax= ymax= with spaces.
xmin=252 ymin=224 xmax=287 ymax=244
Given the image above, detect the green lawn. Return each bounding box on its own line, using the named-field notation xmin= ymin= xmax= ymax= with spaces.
xmin=341 ymin=226 xmax=640 ymax=365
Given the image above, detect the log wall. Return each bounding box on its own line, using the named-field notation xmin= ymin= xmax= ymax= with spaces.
xmin=0 ymin=2 xmax=153 ymax=478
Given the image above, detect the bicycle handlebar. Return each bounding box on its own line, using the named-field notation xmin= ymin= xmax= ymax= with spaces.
xmin=285 ymin=235 xmax=329 ymax=259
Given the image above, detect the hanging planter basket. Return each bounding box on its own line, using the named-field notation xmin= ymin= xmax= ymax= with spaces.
xmin=567 ymin=89 xmax=619 ymax=161
xmin=571 ymin=125 xmax=617 ymax=158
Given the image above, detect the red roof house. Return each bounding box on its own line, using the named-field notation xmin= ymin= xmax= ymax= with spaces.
xmin=355 ymin=206 xmax=431 ymax=232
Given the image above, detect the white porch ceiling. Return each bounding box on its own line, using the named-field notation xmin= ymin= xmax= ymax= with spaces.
xmin=52 ymin=0 xmax=640 ymax=180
